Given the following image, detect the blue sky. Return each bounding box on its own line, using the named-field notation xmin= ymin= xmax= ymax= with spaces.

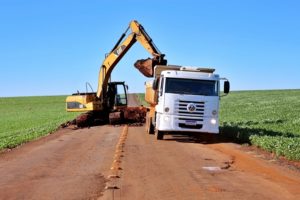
xmin=0 ymin=0 xmax=299 ymax=97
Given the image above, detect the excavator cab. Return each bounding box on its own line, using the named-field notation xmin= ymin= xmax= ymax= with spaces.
xmin=106 ymin=82 xmax=128 ymax=110
xmin=66 ymin=81 xmax=129 ymax=127
xmin=66 ymin=81 xmax=128 ymax=112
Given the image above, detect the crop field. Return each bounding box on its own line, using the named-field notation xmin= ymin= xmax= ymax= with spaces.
xmin=137 ymin=90 xmax=300 ymax=160
xmin=0 ymin=96 xmax=78 ymax=150
xmin=1 ymin=91 xmax=299 ymax=160
xmin=136 ymin=93 xmax=149 ymax=106
xmin=220 ymin=89 xmax=300 ymax=160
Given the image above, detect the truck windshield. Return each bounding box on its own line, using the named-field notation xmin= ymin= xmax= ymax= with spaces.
xmin=165 ymin=78 xmax=218 ymax=96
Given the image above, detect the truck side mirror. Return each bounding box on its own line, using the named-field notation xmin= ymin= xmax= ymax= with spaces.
xmin=152 ymin=78 xmax=159 ymax=90
xmin=224 ymin=81 xmax=230 ymax=94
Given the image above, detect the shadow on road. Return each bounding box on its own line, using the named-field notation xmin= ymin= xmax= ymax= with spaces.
xmin=163 ymin=122 xmax=299 ymax=145
xmin=163 ymin=133 xmax=232 ymax=144
xmin=220 ymin=124 xmax=299 ymax=143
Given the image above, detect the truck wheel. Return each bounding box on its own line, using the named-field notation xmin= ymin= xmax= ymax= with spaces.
xmin=148 ymin=117 xmax=155 ymax=134
xmin=146 ymin=119 xmax=155 ymax=135
xmin=145 ymin=114 xmax=150 ymax=133
xmin=146 ymin=113 xmax=155 ymax=135
xmin=157 ymin=131 xmax=164 ymax=140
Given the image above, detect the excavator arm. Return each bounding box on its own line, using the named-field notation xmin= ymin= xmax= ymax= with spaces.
xmin=97 ymin=20 xmax=167 ymax=100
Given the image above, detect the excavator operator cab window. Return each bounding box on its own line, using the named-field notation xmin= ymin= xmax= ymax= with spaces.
xmin=107 ymin=82 xmax=127 ymax=109
xmin=115 ymin=84 xmax=128 ymax=106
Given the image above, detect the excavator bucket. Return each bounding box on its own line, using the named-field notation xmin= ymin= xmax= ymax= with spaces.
xmin=134 ymin=57 xmax=167 ymax=77
xmin=134 ymin=58 xmax=155 ymax=77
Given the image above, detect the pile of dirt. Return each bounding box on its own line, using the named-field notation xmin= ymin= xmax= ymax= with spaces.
xmin=61 ymin=106 xmax=147 ymax=128
xmin=123 ymin=106 xmax=147 ymax=124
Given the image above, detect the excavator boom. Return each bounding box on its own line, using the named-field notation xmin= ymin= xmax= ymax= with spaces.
xmin=97 ymin=20 xmax=166 ymax=100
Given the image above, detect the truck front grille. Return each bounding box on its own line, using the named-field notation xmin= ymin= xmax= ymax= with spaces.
xmin=175 ymin=100 xmax=205 ymax=122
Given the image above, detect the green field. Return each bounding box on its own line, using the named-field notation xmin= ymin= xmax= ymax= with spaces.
xmin=1 ymin=91 xmax=300 ymax=160
xmin=137 ymin=90 xmax=300 ymax=160
xmin=0 ymin=96 xmax=78 ymax=150
xmin=136 ymin=93 xmax=149 ymax=106
xmin=220 ymin=90 xmax=300 ymax=160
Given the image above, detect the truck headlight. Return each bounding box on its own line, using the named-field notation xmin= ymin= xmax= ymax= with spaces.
xmin=164 ymin=107 xmax=170 ymax=112
xmin=210 ymin=118 xmax=217 ymax=125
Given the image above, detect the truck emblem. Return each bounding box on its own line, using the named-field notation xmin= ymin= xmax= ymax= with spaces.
xmin=187 ymin=103 xmax=196 ymax=112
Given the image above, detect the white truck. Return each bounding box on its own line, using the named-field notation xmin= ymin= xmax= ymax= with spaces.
xmin=145 ymin=65 xmax=230 ymax=140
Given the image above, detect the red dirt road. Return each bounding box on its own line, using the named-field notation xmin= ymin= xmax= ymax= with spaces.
xmin=0 ymin=125 xmax=122 ymax=199
xmin=1 ymin=94 xmax=300 ymax=199
xmin=102 ymin=127 xmax=300 ymax=200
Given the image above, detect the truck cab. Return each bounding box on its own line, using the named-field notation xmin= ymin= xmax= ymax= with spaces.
xmin=145 ymin=65 xmax=230 ymax=140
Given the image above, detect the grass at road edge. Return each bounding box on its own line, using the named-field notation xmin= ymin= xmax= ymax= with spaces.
xmin=0 ymin=96 xmax=78 ymax=150
xmin=135 ymin=93 xmax=149 ymax=107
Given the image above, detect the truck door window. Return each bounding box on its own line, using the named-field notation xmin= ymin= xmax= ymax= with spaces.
xmin=159 ymin=76 xmax=164 ymax=96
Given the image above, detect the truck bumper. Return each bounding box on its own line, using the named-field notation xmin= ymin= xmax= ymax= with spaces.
xmin=156 ymin=113 xmax=219 ymax=134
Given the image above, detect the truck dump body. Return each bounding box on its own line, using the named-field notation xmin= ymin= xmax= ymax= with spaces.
xmin=145 ymin=81 xmax=157 ymax=105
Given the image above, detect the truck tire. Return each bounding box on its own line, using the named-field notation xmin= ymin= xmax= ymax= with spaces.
xmin=157 ymin=130 xmax=164 ymax=140
xmin=145 ymin=114 xmax=150 ymax=133
xmin=145 ymin=113 xmax=155 ymax=135
xmin=146 ymin=118 xmax=155 ymax=135
xmin=148 ymin=117 xmax=155 ymax=134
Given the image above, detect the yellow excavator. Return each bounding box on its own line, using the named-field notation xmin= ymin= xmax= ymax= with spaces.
xmin=66 ymin=20 xmax=167 ymax=126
